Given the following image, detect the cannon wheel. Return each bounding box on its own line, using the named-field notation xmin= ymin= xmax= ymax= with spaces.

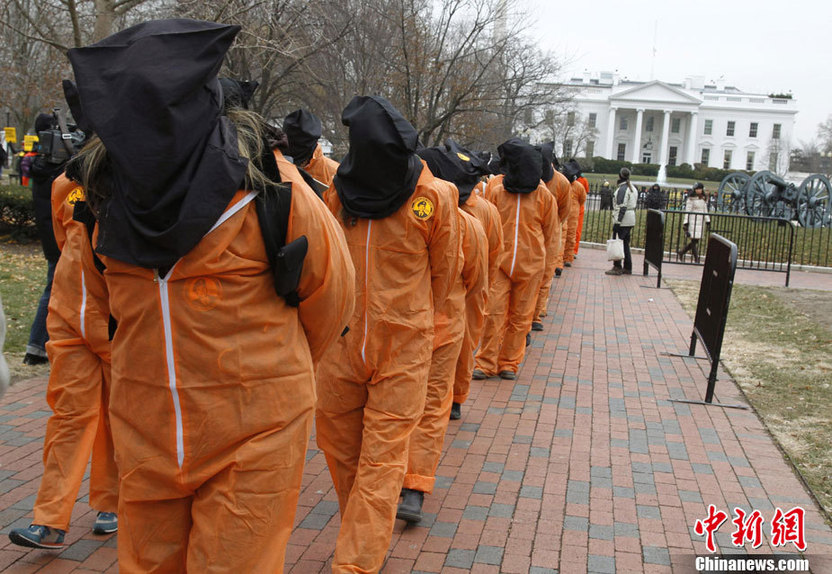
xmin=716 ymin=172 xmax=750 ymax=212
xmin=797 ymin=174 xmax=832 ymax=228
xmin=745 ymin=171 xmax=783 ymax=218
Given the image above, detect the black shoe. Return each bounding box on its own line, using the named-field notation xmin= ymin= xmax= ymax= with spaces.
xmin=554 ymin=268 xmax=562 ymax=277
xmin=525 ymin=333 xmax=531 ymax=347
xmin=531 ymin=321 xmax=544 ymax=331
xmin=622 ymin=269 xmax=632 ymax=275
xmin=23 ymin=353 xmax=48 ymax=366
xmin=564 ymin=262 xmax=572 ymax=268
xmin=605 ymin=267 xmax=623 ymax=276
xmin=397 ymin=488 xmax=424 ymax=523
xmin=471 ymin=369 xmax=487 ymax=380
xmin=499 ymin=370 xmax=516 ymax=380
xmin=450 ymin=402 xmax=461 ymax=420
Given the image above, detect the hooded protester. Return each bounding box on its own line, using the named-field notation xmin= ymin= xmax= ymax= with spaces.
xmin=396 ymin=145 xmax=488 ymax=523
xmin=0 ymin=297 xmax=9 ymax=398
xmin=472 ymin=138 xmax=558 ymax=380
xmin=546 ymin=147 xmax=572 ymax=276
xmin=531 ymin=141 xmax=568 ymax=330
xmin=48 ymin=19 xmax=355 ymax=571
xmin=561 ymin=158 xmax=584 ymax=267
xmin=316 ymin=95 xmax=459 ymax=573
xmin=283 ymin=108 xmax=340 ymax=189
xmin=444 ymin=139 xmax=502 ymax=419
xmin=574 ymin=172 xmax=589 ymax=255
xmin=8 ymin=86 xmax=120 ymax=551
xmin=606 ymin=167 xmax=638 ymax=275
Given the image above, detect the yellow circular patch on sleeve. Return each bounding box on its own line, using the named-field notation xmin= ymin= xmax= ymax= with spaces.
xmin=411 ymin=196 xmax=435 ymax=220
xmin=67 ymin=187 xmax=86 ymax=206
xmin=457 ymin=152 xmax=470 ymax=162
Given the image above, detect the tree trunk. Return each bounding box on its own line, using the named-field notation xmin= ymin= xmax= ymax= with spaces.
xmin=94 ymin=0 xmax=116 ymax=42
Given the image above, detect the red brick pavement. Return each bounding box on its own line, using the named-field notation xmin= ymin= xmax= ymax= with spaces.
xmin=0 ymin=247 xmax=830 ymax=572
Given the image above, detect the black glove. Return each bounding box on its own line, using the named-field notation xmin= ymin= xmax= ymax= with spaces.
xmin=612 ymin=223 xmax=620 ymax=235
xmin=617 ymin=207 xmax=627 ymax=222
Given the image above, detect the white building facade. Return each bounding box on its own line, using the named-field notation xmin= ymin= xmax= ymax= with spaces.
xmin=553 ymin=73 xmax=798 ymax=173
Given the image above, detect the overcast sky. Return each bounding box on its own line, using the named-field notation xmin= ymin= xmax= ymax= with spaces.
xmin=522 ymin=0 xmax=831 ymax=146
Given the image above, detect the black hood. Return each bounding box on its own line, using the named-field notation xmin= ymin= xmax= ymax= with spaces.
xmin=334 ymin=96 xmax=423 ymax=219
xmin=62 ymin=80 xmax=92 ymax=136
xmin=418 ymin=145 xmax=476 ymax=206
xmin=283 ymin=108 xmax=322 ymax=167
xmin=219 ymin=77 xmax=258 ymax=112
xmin=562 ymin=158 xmax=582 ymax=182
xmin=536 ymin=141 xmax=555 ymax=182
xmin=498 ymin=138 xmax=542 ymax=194
xmin=68 ymin=19 xmax=247 ymax=269
xmin=34 ymin=113 xmax=54 ymax=133
xmin=487 ymin=155 xmax=503 ymax=176
xmin=443 ymin=139 xmax=488 ymax=204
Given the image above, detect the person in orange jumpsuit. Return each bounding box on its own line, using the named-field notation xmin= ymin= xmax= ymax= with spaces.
xmin=531 ymin=141 xmax=567 ymax=331
xmin=550 ymin=152 xmax=572 ymax=277
xmin=473 ymin=138 xmax=558 ymax=380
xmin=561 ymin=159 xmax=584 ymax=267
xmin=61 ymin=20 xmax=355 ymax=572
xmin=8 ymin=173 xmax=121 ymax=550
xmin=283 ymin=108 xmax=340 ymax=189
xmin=574 ymin=173 xmax=589 ymax=255
xmin=316 ymin=95 xmax=459 ymax=574
xmin=444 ymin=140 xmax=501 ymax=419
xmin=397 ymin=145 xmax=488 ymax=523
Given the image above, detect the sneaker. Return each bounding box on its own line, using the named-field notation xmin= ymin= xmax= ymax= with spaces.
xmin=93 ymin=511 xmax=118 ymax=535
xmin=531 ymin=321 xmax=544 ymax=331
xmin=471 ymin=369 xmax=487 ymax=380
xmin=499 ymin=370 xmax=516 ymax=380
xmin=396 ymin=488 xmax=424 ymax=523
xmin=8 ymin=524 xmax=65 ymax=549
xmin=554 ymin=268 xmax=562 ymax=277
xmin=450 ymin=402 xmax=461 ymax=420
xmin=564 ymin=262 xmax=572 ymax=268
xmin=605 ymin=267 xmax=623 ymax=276
xmin=23 ymin=353 xmax=49 ymax=366
xmin=526 ymin=333 xmax=531 ymax=347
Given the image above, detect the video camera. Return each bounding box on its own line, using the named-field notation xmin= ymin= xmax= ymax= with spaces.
xmin=37 ymin=107 xmax=86 ymax=165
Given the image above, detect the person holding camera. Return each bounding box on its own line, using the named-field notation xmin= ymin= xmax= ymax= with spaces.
xmin=677 ymin=182 xmax=710 ymax=262
xmin=605 ymin=167 xmax=638 ymax=276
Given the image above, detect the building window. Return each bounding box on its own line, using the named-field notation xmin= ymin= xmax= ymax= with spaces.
xmin=749 ymin=122 xmax=758 ymax=138
xmin=588 ymin=113 xmax=597 ymax=128
xmin=701 ymin=148 xmax=710 ymax=165
xmin=646 ymin=116 xmax=654 ymax=132
xmin=585 ymin=140 xmax=595 ymax=157
xmin=563 ymin=139 xmax=573 ymax=157
xmin=617 ymin=143 xmax=626 ymax=161
xmin=669 ymin=146 xmax=678 ymax=166
xmin=726 ymin=121 xmax=735 ymax=136
xmin=723 ymin=149 xmax=733 ymax=169
xmin=620 ymin=117 xmax=628 ymax=130
xmin=704 ymin=119 xmax=713 ymax=135
xmin=671 ymin=118 xmax=681 ymax=133
xmin=772 ymin=123 xmax=781 ymax=139
xmin=746 ymin=151 xmax=755 ymax=171
xmin=567 ymin=112 xmax=575 ymax=127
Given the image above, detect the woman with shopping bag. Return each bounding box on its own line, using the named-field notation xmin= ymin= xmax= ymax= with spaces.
xmin=605 ymin=167 xmax=638 ymax=276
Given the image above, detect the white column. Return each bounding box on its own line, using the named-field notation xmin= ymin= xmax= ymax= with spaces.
xmin=605 ymin=107 xmax=617 ymax=158
xmin=686 ymin=112 xmax=698 ymax=165
xmin=659 ymin=110 xmax=671 ymax=166
xmin=631 ymin=109 xmax=644 ymax=163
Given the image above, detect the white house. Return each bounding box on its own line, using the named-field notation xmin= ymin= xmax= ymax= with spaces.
xmin=544 ymin=72 xmax=798 ymax=173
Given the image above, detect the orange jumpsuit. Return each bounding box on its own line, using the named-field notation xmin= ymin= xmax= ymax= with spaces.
xmin=475 ymin=175 xmax=558 ymax=375
xmin=316 ymin=165 xmax=459 ymax=574
xmin=72 ymin=183 xmax=354 ymax=571
xmin=405 ymin=202 xmax=487 ymax=494
xmin=303 ymin=143 xmax=340 ymax=190
xmin=533 ymin=171 xmax=568 ymax=322
xmin=553 ymin=172 xmax=572 ymax=271
xmin=562 ymin=179 xmax=583 ymax=264
xmin=574 ymin=176 xmax=589 ymax=254
xmin=454 ymin=192 xmax=502 ymax=405
xmin=33 ymin=175 xmax=119 ymax=532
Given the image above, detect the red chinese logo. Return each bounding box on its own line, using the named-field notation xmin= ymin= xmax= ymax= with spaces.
xmin=771 ymin=507 xmax=806 ymax=551
xmin=694 ymin=505 xmax=806 ymax=552
xmin=695 ymin=505 xmax=728 ymax=553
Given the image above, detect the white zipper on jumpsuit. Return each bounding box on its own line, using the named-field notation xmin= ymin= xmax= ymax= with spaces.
xmin=156 ymin=191 xmax=258 ymax=469
xmin=509 ymin=194 xmax=521 ymax=277
xmin=79 ymin=271 xmax=87 ymax=340
xmin=360 ymin=220 xmax=372 ymax=363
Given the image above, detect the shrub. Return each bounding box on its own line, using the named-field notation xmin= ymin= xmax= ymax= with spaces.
xmin=0 ymin=184 xmax=37 ymax=240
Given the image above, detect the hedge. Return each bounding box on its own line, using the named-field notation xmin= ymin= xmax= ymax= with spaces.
xmin=0 ymin=184 xmax=37 ymax=240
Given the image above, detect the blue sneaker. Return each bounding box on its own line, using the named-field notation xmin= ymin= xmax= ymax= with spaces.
xmin=93 ymin=511 xmax=118 ymax=534
xmin=8 ymin=524 xmax=65 ymax=549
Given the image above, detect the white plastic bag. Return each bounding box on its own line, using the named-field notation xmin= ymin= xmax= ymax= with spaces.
xmin=606 ymin=238 xmax=624 ymax=261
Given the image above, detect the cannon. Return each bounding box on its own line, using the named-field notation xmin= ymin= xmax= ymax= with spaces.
xmin=716 ymin=171 xmax=832 ymax=227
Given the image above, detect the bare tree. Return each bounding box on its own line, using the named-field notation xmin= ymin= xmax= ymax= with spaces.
xmin=818 ymin=115 xmax=832 ymax=155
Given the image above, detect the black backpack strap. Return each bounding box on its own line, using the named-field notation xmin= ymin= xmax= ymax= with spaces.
xmin=255 ymin=182 xmax=308 ymax=307
xmin=295 ymin=166 xmax=327 ymax=199
xmin=72 ymin=201 xmax=106 ymax=275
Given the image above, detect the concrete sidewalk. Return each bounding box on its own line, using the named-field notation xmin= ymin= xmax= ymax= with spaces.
xmin=0 ymin=248 xmax=830 ymax=572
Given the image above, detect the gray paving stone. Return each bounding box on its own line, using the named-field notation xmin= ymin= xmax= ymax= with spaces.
xmin=459 ymin=423 xmax=480 ymax=432
xmin=489 ymin=503 xmax=515 ymax=518
xmin=667 ymin=441 xmax=690 ymax=460
xmin=312 ymin=500 xmax=339 ymax=516
xmin=590 ymin=476 xmax=612 ymax=489
xmin=529 ymin=568 xmax=559 ymax=574
xmin=651 ymin=461 xmax=673 ymax=473
xmin=555 ymin=429 xmax=573 ymax=438
xmin=637 ymin=505 xmax=661 ymax=519
xmin=530 ymin=447 xmax=550 ymax=458
xmin=559 ymin=396 xmax=576 ymax=409
xmin=520 ymin=485 xmax=543 ymax=499
xmin=563 ymin=515 xmax=588 ymax=531
xmin=59 ymin=539 xmax=103 ymax=562
xmin=487 ymin=407 xmax=504 ymax=415
xmin=502 ymin=470 xmax=524 ymax=482
xmin=591 ymin=466 xmax=612 ymax=479
xmin=728 ymin=456 xmax=751 ymax=468
xmin=299 ymin=512 xmax=331 ymax=530
xmin=631 ymin=462 xmax=651 ymax=473
xmin=430 ymin=521 xmax=457 ymax=538
xmin=614 ymin=521 xmax=640 ymax=538
xmin=634 ymin=482 xmax=657 ymax=494
xmin=482 ymin=462 xmax=504 ymax=473
xmin=435 ymin=476 xmax=454 ymax=489
xmin=613 ymin=486 xmax=635 ymax=499
xmin=679 ymin=490 xmax=703 ymax=503
xmin=632 ymin=472 xmax=655 ymax=485
xmin=473 ymin=481 xmax=497 ymax=495
xmin=610 ymin=438 xmax=629 ymax=448
xmin=474 ymin=545 xmax=504 ymax=565
xmin=707 ymin=450 xmax=728 ymax=462
xmin=643 ymin=546 xmax=671 ymax=565
xmin=11 ymin=494 xmax=35 ymax=511
xmin=445 ymin=549 xmax=475 ymax=569
xmin=588 ymin=524 xmax=614 ymax=540
xmin=738 ymin=475 xmax=762 ymax=489
xmin=451 ymin=439 xmax=471 ymax=449
xmin=463 ymin=506 xmax=489 ymax=521
xmin=699 ymin=427 xmax=721 ymax=444
xmin=0 ymin=479 xmax=24 ymax=495
xmin=691 ymin=463 xmax=714 ymax=475
xmin=512 ymin=435 xmax=533 ymax=444
xmin=588 ymin=555 xmax=616 ymax=573
xmin=576 ymin=407 xmax=592 ymax=415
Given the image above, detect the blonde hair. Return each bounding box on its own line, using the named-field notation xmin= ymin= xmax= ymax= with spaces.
xmin=69 ymin=108 xmax=276 ymax=215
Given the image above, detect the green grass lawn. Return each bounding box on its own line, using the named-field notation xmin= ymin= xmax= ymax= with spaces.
xmin=0 ymin=242 xmax=47 ymax=352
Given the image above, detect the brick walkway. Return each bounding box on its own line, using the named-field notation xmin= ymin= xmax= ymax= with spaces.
xmin=1 ymin=248 xmax=831 ymax=573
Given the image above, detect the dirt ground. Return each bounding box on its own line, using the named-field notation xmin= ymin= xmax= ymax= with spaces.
xmin=774 ymin=288 xmax=832 ymax=335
